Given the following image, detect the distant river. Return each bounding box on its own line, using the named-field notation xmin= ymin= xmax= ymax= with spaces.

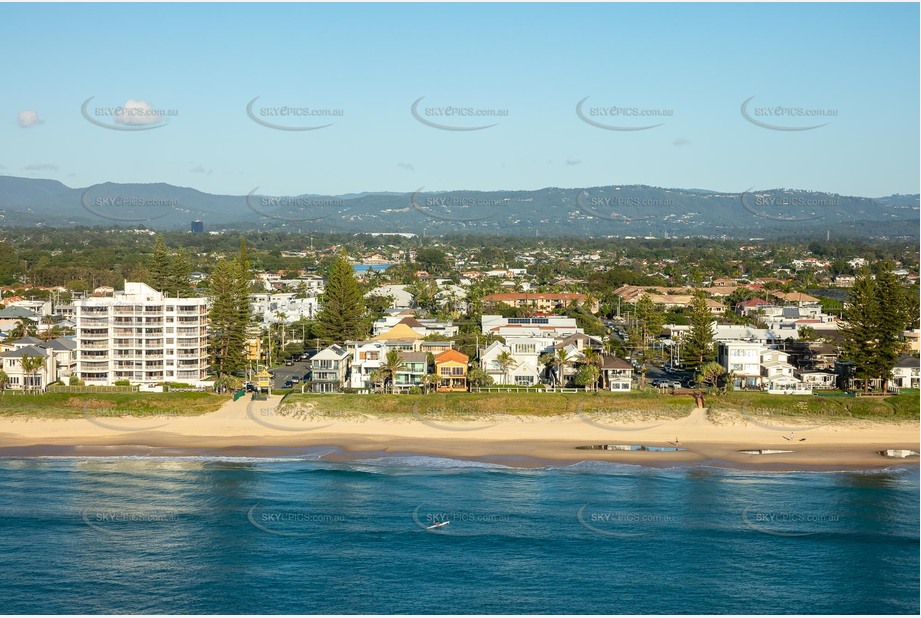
xmin=0 ymin=454 xmax=917 ymax=614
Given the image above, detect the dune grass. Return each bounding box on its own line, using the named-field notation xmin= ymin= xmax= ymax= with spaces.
xmin=0 ymin=392 xmax=225 ymax=420
xmin=282 ymin=390 xmax=920 ymax=424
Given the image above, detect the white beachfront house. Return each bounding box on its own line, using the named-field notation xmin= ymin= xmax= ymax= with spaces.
xmin=718 ymin=341 xmax=767 ymax=389
xmin=600 ymin=354 xmax=633 ymax=391
xmin=794 ymin=369 xmax=837 ymax=390
xmin=308 ymin=345 xmax=351 ymax=393
xmin=892 ymin=355 xmax=920 ymax=390
xmin=479 ymin=336 xmax=560 ymax=386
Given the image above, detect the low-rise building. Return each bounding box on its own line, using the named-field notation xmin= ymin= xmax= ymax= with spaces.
xmin=600 ymin=354 xmax=633 ymax=391
xmin=435 ymin=349 xmax=468 ymax=392
xmin=393 ymin=351 xmax=428 ymax=392
xmin=892 ymin=355 xmax=920 ymax=390
xmin=308 ymin=345 xmax=351 ymax=393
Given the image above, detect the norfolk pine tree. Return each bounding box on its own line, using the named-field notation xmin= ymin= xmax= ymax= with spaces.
xmin=208 ymin=258 xmax=251 ymax=377
xmin=314 ymin=252 xmax=367 ymax=344
xmin=683 ymin=291 xmax=716 ymax=371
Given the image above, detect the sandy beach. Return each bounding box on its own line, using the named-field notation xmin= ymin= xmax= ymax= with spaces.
xmin=0 ymin=394 xmax=918 ymax=470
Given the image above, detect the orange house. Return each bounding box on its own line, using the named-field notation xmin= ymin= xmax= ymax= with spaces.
xmin=434 ymin=349 xmax=469 ymax=392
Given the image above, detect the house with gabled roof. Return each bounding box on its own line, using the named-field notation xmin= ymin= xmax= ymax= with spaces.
xmin=0 ymin=336 xmax=74 ymax=391
xmin=308 ymin=345 xmax=351 ymax=393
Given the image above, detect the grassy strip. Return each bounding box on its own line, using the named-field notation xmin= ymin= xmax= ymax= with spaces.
xmin=281 ymin=391 xmax=920 ymax=424
xmin=283 ymin=391 xmax=699 ymax=422
xmin=708 ymin=391 xmax=919 ymax=423
xmin=0 ymin=392 xmax=225 ymax=420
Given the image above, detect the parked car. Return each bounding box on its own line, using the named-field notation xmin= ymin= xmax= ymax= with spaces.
xmin=671 ymin=381 xmax=683 ymax=389
xmin=285 ymin=359 xmax=294 ymax=366
xmin=290 ymin=376 xmax=300 ymax=384
xmin=652 ymin=379 xmax=669 ymax=388
xmin=283 ymin=379 xmax=294 ymax=389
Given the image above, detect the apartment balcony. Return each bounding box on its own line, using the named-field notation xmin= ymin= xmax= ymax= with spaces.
xmin=81 ymin=372 xmax=109 ymax=380
xmin=79 ymin=330 xmax=110 ymax=339
xmin=80 ymin=352 xmax=109 ymax=360
xmin=80 ymin=362 xmax=110 ymax=371
xmin=80 ymin=318 xmax=110 ymax=327
xmin=80 ymin=342 xmax=109 ymax=350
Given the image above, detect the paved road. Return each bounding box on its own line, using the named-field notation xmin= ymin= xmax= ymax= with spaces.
xmin=267 ymin=360 xmax=312 ymax=386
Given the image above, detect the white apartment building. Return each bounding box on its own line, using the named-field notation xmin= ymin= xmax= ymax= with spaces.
xmin=250 ymin=293 xmax=319 ymax=325
xmin=480 ymin=315 xmax=583 ymax=339
xmin=371 ymin=315 xmax=458 ymax=338
xmin=74 ymin=282 xmax=210 ymax=386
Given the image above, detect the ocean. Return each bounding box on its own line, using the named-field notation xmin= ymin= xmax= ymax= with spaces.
xmin=0 ymin=452 xmax=917 ymax=614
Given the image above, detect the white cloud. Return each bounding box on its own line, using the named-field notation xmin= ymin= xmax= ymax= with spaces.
xmin=23 ymin=163 xmax=59 ymax=172
xmin=17 ymin=110 xmax=44 ymax=128
xmin=114 ymin=99 xmax=162 ymax=126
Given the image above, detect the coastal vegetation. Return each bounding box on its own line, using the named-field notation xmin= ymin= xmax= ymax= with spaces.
xmin=0 ymin=391 xmax=223 ymax=419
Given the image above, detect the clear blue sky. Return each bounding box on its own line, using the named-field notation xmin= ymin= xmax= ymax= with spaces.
xmin=1 ymin=2 xmax=918 ymax=198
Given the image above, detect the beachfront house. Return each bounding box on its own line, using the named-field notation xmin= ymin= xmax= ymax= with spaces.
xmin=309 ymin=345 xmax=351 ymax=393
xmin=345 ymin=341 xmax=387 ymax=390
xmin=794 ymin=369 xmax=837 ymax=390
xmin=434 ymin=349 xmax=468 ymax=392
xmin=718 ymin=341 xmax=765 ymax=389
xmin=479 ymin=338 xmax=549 ymax=386
xmin=599 ymin=354 xmax=633 ymax=391
xmin=392 ymin=351 xmax=428 ymax=392
xmin=1 ymin=343 xmax=52 ymax=392
xmin=892 ymin=355 xmax=920 ymax=390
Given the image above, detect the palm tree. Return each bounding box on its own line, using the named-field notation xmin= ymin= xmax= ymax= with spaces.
xmin=0 ymin=370 xmax=9 ymax=394
xmin=495 ymin=350 xmax=517 ymax=386
xmin=552 ymin=348 xmax=572 ymax=387
xmin=369 ymin=368 xmax=386 ymax=393
xmin=380 ymin=349 xmax=405 ymax=394
xmin=423 ymin=372 xmax=440 ymax=394
xmin=6 ymin=318 xmax=36 ymax=341
xmin=20 ymin=353 xmax=45 ymax=394
xmin=581 ymin=348 xmax=603 ymax=390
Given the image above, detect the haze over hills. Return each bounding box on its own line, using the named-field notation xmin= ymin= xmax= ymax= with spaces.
xmin=0 ymin=175 xmax=917 ymax=239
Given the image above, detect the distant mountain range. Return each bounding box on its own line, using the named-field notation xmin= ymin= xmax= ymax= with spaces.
xmin=0 ymin=175 xmax=917 ymax=239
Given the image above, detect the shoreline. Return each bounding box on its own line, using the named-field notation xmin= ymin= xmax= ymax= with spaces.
xmin=0 ymin=394 xmax=917 ymax=471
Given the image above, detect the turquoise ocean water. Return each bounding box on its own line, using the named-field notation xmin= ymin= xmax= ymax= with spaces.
xmin=0 ymin=453 xmax=917 ymax=614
